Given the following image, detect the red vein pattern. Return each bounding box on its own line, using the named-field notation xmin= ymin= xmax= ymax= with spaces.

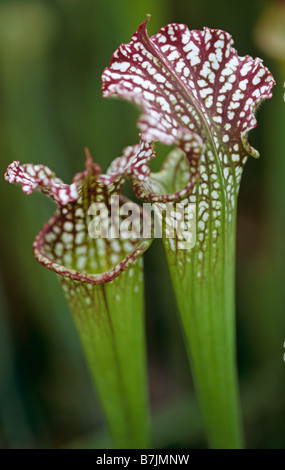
xmin=102 ymin=19 xmax=274 ymax=162
xmin=5 ymin=152 xmax=152 ymax=284
xmin=4 ymin=160 xmax=79 ymax=205
xmin=102 ymin=19 xmax=275 ymax=256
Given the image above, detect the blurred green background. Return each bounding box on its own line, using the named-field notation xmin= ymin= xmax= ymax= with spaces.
xmin=0 ymin=0 xmax=284 ymax=449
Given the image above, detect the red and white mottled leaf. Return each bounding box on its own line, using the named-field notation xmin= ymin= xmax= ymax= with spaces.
xmin=5 ymin=152 xmax=152 ymax=284
xmin=101 ymin=18 xmax=276 ymax=279
xmin=102 ymin=19 xmax=274 ymax=165
xmin=5 ymin=161 xmax=79 ymax=205
xmin=102 ymin=19 xmax=275 ymax=257
xmin=4 ymin=157 xmax=151 ymax=449
xmin=106 ymin=136 xmax=201 ymax=202
xmin=102 ymin=21 xmax=275 ymax=445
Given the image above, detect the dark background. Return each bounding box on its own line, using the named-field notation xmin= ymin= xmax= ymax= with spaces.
xmin=0 ymin=0 xmax=284 ymax=448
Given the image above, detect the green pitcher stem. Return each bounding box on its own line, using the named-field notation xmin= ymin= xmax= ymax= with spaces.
xmin=165 ymin=206 xmax=244 ymax=449
xmin=60 ymin=261 xmax=150 ymax=449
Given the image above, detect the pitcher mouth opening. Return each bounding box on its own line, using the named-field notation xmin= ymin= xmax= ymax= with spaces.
xmin=33 ymin=197 xmax=152 ymax=285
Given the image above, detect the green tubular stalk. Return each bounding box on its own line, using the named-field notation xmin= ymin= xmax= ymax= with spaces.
xmin=61 ymin=259 xmax=149 ymax=449
xmin=150 ymin=151 xmax=243 ymax=448
xmin=164 ymin=197 xmax=242 ymax=448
